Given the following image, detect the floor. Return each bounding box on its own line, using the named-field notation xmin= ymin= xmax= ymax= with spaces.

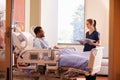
xmin=0 ymin=70 xmax=108 ymax=80
xmin=0 ymin=75 xmax=108 ymax=80
xmin=13 ymin=75 xmax=108 ymax=80
xmin=97 ymin=76 xmax=108 ymax=80
xmin=77 ymin=76 xmax=108 ymax=80
xmin=0 ymin=73 xmax=108 ymax=80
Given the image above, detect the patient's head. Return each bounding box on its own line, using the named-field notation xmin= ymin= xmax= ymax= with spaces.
xmin=34 ymin=26 xmax=45 ymax=38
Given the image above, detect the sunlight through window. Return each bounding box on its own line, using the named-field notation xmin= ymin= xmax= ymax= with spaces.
xmin=58 ymin=0 xmax=85 ymax=44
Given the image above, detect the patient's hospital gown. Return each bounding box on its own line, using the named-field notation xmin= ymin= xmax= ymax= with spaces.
xmin=33 ymin=38 xmax=50 ymax=49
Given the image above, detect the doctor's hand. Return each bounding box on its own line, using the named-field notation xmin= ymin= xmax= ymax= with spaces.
xmin=87 ymin=40 xmax=94 ymax=45
xmin=80 ymin=41 xmax=84 ymax=45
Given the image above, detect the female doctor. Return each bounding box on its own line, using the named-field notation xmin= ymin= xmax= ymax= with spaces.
xmin=80 ymin=18 xmax=100 ymax=80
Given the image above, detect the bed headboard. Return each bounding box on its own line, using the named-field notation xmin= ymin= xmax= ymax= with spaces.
xmin=88 ymin=47 xmax=104 ymax=75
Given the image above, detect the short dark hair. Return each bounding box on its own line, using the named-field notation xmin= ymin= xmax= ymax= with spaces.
xmin=34 ymin=26 xmax=42 ymax=35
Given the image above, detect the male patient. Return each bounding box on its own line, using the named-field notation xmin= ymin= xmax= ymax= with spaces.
xmin=33 ymin=26 xmax=50 ymax=49
xmin=33 ymin=26 xmax=58 ymax=49
xmin=33 ymin=26 xmax=59 ymax=74
xmin=33 ymin=26 xmax=50 ymax=74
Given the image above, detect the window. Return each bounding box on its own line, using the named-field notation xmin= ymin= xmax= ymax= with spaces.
xmin=58 ymin=0 xmax=85 ymax=44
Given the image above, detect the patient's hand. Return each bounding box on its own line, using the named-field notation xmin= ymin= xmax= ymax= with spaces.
xmin=53 ymin=46 xmax=59 ymax=49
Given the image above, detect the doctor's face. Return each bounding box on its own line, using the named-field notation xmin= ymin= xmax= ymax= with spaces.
xmin=86 ymin=21 xmax=92 ymax=29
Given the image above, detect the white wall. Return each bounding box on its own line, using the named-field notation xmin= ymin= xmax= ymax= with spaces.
xmin=41 ymin=0 xmax=58 ymax=47
xmin=85 ymin=0 xmax=109 ymax=57
xmin=25 ymin=0 xmax=30 ymax=32
xmin=41 ymin=0 xmax=109 ymax=57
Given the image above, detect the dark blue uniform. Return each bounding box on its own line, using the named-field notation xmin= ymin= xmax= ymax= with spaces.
xmin=83 ymin=30 xmax=100 ymax=51
xmin=83 ymin=30 xmax=100 ymax=80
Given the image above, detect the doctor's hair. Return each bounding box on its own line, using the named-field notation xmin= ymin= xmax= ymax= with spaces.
xmin=34 ymin=26 xmax=42 ymax=35
xmin=87 ymin=19 xmax=97 ymax=30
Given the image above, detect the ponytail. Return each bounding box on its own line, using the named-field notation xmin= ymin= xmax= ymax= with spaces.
xmin=93 ymin=20 xmax=96 ymax=30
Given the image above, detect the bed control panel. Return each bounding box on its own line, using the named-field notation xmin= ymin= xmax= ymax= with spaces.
xmin=30 ymin=53 xmax=39 ymax=60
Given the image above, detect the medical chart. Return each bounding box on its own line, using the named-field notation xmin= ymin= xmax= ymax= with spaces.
xmin=76 ymin=38 xmax=95 ymax=44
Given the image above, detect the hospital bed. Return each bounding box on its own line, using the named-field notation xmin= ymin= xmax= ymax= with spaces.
xmin=13 ymin=26 xmax=59 ymax=67
xmin=13 ymin=27 xmax=64 ymax=80
xmin=12 ymin=27 xmax=103 ymax=80
xmin=12 ymin=27 xmax=58 ymax=80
